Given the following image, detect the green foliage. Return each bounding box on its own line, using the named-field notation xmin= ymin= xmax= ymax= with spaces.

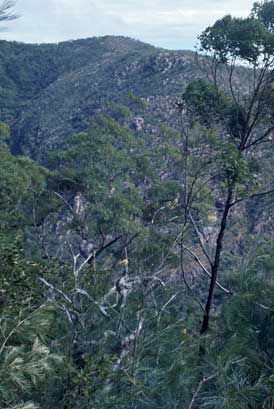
xmin=0 ymin=37 xmax=157 ymax=129
xmin=0 ymin=138 xmax=48 ymax=230
xmin=199 ymin=14 xmax=270 ymax=63
xmin=252 ymin=1 xmax=274 ymax=32
xmin=49 ymin=114 xmax=146 ymax=238
xmin=0 ymin=305 xmax=63 ymax=409
xmin=1 ymin=4 xmax=274 ymax=408
xmin=183 ymin=80 xmax=248 ymax=142
xmin=0 ymin=135 xmax=50 ymax=312
xmin=0 ymin=121 xmax=10 ymax=143
xmin=183 ymin=79 xmax=227 ymax=122
xmin=197 ymin=266 xmax=274 ymax=409
xmin=0 ymin=233 xmax=40 ymax=310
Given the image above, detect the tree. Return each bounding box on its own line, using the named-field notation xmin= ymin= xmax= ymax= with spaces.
xmin=0 ymin=305 xmax=63 ymax=409
xmin=0 ymin=127 xmax=65 ymax=409
xmin=181 ymin=0 xmax=274 ymax=336
xmin=36 ymin=112 xmax=194 ymax=408
xmin=0 ymin=124 xmax=49 ymax=307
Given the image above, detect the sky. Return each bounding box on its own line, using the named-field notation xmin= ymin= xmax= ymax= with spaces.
xmin=1 ymin=0 xmax=256 ymax=50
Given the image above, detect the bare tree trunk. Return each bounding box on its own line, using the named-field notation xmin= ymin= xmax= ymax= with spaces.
xmin=200 ymin=187 xmax=233 ymax=335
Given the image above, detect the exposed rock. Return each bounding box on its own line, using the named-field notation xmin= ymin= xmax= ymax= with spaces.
xmin=131 ymin=116 xmax=145 ymax=131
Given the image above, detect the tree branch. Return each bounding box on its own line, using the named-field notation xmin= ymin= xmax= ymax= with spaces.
xmin=230 ymin=187 xmax=274 ymax=207
xmin=183 ymin=245 xmax=232 ymax=295
xmin=189 ymin=212 xmax=213 ymax=267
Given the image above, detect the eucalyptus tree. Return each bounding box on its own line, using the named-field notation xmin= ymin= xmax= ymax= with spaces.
xmin=180 ymin=0 xmax=274 ymax=336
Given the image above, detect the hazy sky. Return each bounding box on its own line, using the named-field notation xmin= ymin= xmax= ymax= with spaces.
xmin=1 ymin=0 xmax=255 ymax=49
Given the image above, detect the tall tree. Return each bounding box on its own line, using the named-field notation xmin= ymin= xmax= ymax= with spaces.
xmin=182 ymin=0 xmax=274 ymax=336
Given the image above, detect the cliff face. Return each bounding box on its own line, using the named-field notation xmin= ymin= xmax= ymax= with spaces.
xmin=0 ymin=36 xmax=200 ymax=161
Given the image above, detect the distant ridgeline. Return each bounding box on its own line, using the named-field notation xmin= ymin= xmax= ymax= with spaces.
xmin=0 ymin=36 xmax=202 ymax=161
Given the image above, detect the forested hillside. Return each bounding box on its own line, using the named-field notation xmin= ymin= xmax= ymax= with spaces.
xmin=1 ymin=1 xmax=274 ymax=409
xmin=0 ymin=36 xmax=204 ymax=160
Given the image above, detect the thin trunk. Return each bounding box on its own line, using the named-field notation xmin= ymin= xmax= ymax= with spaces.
xmin=200 ymin=187 xmax=233 ymax=335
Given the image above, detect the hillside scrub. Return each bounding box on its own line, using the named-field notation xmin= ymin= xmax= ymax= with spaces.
xmin=1 ymin=1 xmax=274 ymax=408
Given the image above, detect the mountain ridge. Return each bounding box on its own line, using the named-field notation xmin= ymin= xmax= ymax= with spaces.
xmin=0 ymin=35 xmax=201 ymax=160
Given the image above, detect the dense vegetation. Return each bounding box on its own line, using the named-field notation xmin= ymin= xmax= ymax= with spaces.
xmin=0 ymin=33 xmax=199 ymax=161
xmin=1 ymin=1 xmax=274 ymax=408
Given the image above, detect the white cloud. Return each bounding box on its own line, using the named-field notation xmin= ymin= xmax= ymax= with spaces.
xmin=0 ymin=0 xmax=255 ymax=49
